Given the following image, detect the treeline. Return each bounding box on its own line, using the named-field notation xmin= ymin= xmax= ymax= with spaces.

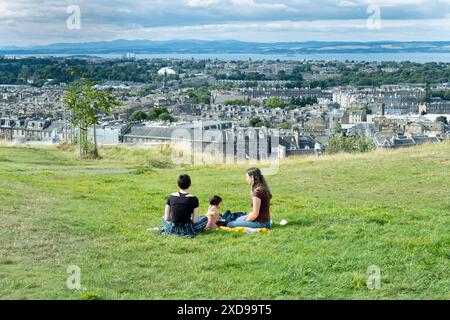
xmin=217 ymin=61 xmax=450 ymax=88
xmin=430 ymin=90 xmax=450 ymax=101
xmin=2 ymin=58 xmax=450 ymax=88
xmin=312 ymin=62 xmax=450 ymax=88
xmin=129 ymin=107 xmax=174 ymax=122
xmin=0 ymin=57 xmax=180 ymax=86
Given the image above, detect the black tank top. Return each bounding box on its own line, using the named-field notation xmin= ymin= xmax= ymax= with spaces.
xmin=166 ymin=192 xmax=200 ymax=224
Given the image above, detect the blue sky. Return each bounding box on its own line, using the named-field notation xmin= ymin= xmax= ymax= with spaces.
xmin=1 ymin=0 xmax=450 ymax=46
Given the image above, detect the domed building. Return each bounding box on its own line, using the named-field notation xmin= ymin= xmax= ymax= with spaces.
xmin=157 ymin=67 xmax=177 ymax=76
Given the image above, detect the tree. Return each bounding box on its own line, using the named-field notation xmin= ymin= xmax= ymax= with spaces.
xmin=264 ymin=97 xmax=285 ymax=109
xmin=158 ymin=112 xmax=175 ymax=123
xmin=291 ymin=96 xmax=318 ymax=108
xmin=326 ymin=135 xmax=374 ymax=154
xmin=248 ymin=118 xmax=266 ymax=128
xmin=352 ymin=105 xmax=372 ymax=115
xmin=223 ymin=99 xmax=247 ymax=106
xmin=436 ymin=116 xmax=448 ymax=124
xmin=64 ymin=80 xmax=119 ymax=158
xmin=278 ymin=122 xmax=291 ymax=129
xmin=192 ymin=87 xmax=211 ymax=104
xmin=422 ymin=85 xmax=432 ymax=103
xmin=130 ymin=110 xmax=148 ymax=122
xmin=148 ymin=107 xmax=173 ymax=121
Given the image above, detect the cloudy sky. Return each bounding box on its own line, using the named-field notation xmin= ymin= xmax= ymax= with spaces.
xmin=1 ymin=0 xmax=450 ymax=46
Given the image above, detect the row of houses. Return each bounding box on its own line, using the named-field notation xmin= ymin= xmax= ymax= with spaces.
xmin=211 ymin=88 xmax=332 ymax=105
xmin=1 ymin=115 xmax=448 ymax=156
xmin=332 ymin=86 xmax=426 ymax=115
xmin=0 ymin=117 xmax=321 ymax=158
xmin=419 ymin=97 xmax=450 ymax=114
xmin=0 ymin=118 xmax=67 ymax=142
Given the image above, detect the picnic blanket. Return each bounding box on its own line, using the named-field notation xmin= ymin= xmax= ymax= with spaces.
xmin=216 ymin=226 xmax=269 ymax=234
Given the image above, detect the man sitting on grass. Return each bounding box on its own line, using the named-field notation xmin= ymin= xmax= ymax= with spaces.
xmin=162 ymin=174 xmax=208 ymax=237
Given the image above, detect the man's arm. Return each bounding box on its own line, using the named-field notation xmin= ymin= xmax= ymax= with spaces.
xmin=191 ymin=207 xmax=200 ymax=223
xmin=246 ymin=197 xmax=261 ymax=222
xmin=164 ymin=204 xmax=171 ymax=221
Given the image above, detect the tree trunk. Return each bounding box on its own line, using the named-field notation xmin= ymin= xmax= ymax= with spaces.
xmin=79 ymin=118 xmax=87 ymax=158
xmin=78 ymin=123 xmax=82 ymax=158
xmin=93 ymin=124 xmax=98 ymax=158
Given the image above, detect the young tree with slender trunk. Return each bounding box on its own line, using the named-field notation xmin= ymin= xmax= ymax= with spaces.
xmin=64 ymin=80 xmax=119 ymax=158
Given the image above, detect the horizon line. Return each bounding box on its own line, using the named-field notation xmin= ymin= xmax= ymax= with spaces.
xmin=3 ymin=38 xmax=450 ymax=48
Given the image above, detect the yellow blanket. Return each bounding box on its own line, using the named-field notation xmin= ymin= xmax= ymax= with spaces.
xmin=217 ymin=226 xmax=269 ymax=234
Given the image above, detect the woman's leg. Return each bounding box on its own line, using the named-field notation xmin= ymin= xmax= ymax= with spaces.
xmin=221 ymin=211 xmax=247 ymax=224
xmin=227 ymin=216 xmax=268 ymax=229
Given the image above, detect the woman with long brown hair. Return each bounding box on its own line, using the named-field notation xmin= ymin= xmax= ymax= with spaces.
xmin=227 ymin=167 xmax=273 ymax=229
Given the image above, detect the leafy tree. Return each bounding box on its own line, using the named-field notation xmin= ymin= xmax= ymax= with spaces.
xmin=431 ymin=90 xmax=450 ymax=101
xmin=192 ymin=87 xmax=211 ymax=104
xmin=148 ymin=107 xmax=174 ymax=122
xmin=130 ymin=110 xmax=148 ymax=122
xmin=64 ymin=80 xmax=119 ymax=158
xmin=278 ymin=122 xmax=291 ymax=129
xmin=326 ymin=135 xmax=374 ymax=154
xmin=250 ymin=100 xmax=261 ymax=107
xmin=138 ymin=85 xmax=156 ymax=97
xmin=158 ymin=112 xmax=175 ymax=123
xmin=290 ymin=96 xmax=318 ymax=108
xmin=223 ymin=99 xmax=247 ymax=106
xmin=249 ymin=117 xmax=266 ymax=127
xmin=422 ymin=85 xmax=433 ymax=103
xmin=221 ymin=99 xmax=260 ymax=107
xmin=352 ymin=105 xmax=373 ymax=115
xmin=264 ymin=97 xmax=285 ymax=109
xmin=436 ymin=116 xmax=448 ymax=124
xmin=334 ymin=123 xmax=343 ymax=134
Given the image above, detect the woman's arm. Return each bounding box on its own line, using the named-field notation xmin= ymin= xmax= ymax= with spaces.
xmin=164 ymin=204 xmax=171 ymax=221
xmin=246 ymin=197 xmax=261 ymax=222
xmin=191 ymin=207 xmax=200 ymax=223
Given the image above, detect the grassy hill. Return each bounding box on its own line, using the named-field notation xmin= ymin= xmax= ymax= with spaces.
xmin=0 ymin=142 xmax=449 ymax=299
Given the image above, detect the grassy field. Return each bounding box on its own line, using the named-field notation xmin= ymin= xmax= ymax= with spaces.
xmin=0 ymin=142 xmax=449 ymax=300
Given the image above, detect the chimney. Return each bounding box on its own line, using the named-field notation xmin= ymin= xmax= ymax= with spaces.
xmin=381 ymin=103 xmax=385 ymax=117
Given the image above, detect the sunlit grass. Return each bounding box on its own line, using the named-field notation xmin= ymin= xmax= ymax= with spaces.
xmin=0 ymin=141 xmax=449 ymax=299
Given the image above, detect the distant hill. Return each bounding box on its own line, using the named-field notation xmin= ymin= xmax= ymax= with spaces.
xmin=2 ymin=40 xmax=450 ymax=55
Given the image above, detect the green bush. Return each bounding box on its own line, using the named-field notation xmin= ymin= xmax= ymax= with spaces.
xmin=264 ymin=97 xmax=285 ymax=109
xmin=130 ymin=110 xmax=148 ymax=122
xmin=326 ymin=135 xmax=375 ymax=154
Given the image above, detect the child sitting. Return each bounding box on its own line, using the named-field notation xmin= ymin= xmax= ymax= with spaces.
xmin=205 ymin=195 xmax=224 ymax=229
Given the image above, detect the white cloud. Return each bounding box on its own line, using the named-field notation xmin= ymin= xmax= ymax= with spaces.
xmin=186 ymin=0 xmax=220 ymax=7
xmin=337 ymin=1 xmax=360 ymax=7
xmin=0 ymin=0 xmax=450 ymax=45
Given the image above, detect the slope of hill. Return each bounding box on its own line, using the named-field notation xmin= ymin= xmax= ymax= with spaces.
xmin=0 ymin=142 xmax=449 ymax=299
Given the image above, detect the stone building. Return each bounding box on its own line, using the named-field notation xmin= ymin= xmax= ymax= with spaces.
xmin=0 ymin=118 xmax=66 ymax=142
xmin=419 ymin=98 xmax=450 ymax=114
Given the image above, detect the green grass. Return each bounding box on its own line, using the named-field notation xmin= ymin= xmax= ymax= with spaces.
xmin=0 ymin=142 xmax=449 ymax=299
xmin=0 ymin=144 xmax=173 ymax=172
